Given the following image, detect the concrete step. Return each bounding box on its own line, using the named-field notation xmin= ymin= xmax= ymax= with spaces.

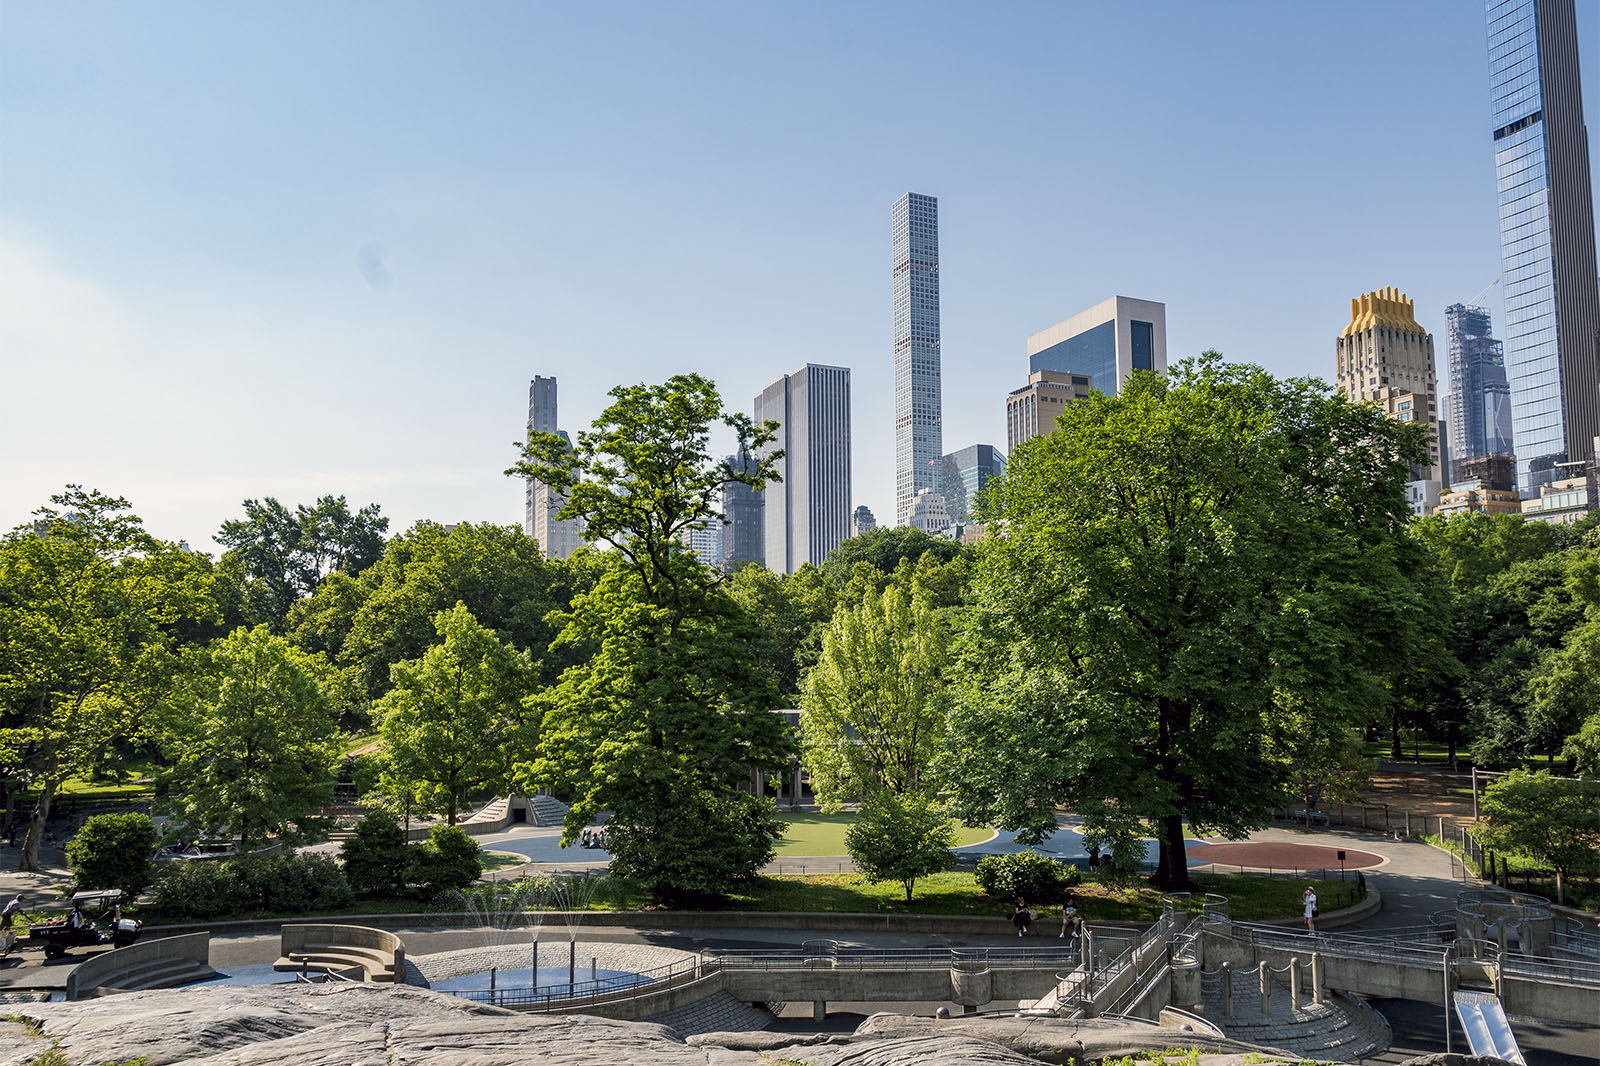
xmin=107 ymin=958 xmax=216 ymax=992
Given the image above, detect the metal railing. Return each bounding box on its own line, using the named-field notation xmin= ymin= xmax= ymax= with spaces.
xmin=441 ymin=954 xmax=709 ymax=1011
xmin=707 ymin=942 xmax=1081 ymax=971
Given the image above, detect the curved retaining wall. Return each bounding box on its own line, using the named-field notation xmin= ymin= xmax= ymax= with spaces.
xmin=281 ymin=923 xmax=406 ymax=984
xmin=66 ymin=933 xmax=210 ymax=1001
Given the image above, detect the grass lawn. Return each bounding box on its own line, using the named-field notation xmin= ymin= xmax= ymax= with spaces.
xmin=775 ymin=812 xmax=992 ymax=856
xmin=480 ymin=851 xmax=530 ymax=874
xmin=724 ymin=871 xmax=1364 ymax=922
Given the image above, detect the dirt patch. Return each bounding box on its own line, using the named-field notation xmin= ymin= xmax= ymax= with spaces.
xmin=1361 ymin=762 xmax=1478 ymax=821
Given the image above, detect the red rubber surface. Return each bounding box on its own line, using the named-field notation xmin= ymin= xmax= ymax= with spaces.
xmin=1186 ymin=841 xmax=1383 ymax=870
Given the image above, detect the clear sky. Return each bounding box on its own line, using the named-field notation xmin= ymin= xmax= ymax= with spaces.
xmin=3 ymin=1 xmax=1599 ymax=550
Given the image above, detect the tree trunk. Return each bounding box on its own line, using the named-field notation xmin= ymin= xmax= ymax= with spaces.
xmin=1389 ymin=709 xmax=1403 ymax=760
xmin=448 ymin=790 xmax=457 ymax=826
xmin=1149 ymin=813 xmax=1192 ymax=890
xmin=1554 ymin=868 xmax=1565 ymax=906
xmin=17 ymin=778 xmax=58 ymax=873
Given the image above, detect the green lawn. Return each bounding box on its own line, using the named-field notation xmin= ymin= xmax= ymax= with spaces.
xmin=481 ymin=851 xmax=530 ymax=874
xmin=774 ymin=812 xmax=992 ymax=856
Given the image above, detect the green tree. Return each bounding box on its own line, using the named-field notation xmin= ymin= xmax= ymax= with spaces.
xmin=373 ymin=603 xmax=537 ymax=825
xmin=65 ymin=812 xmax=160 ymax=897
xmin=799 ymin=584 xmax=949 ymax=809
xmin=303 ymin=521 xmax=573 ymax=699
xmin=0 ymin=487 xmax=213 ymax=871
xmin=822 ymin=527 xmax=964 ymax=580
xmin=507 ymin=374 xmax=794 ymax=903
xmin=161 ymin=626 xmax=340 ymax=851
xmin=725 ymin=564 xmax=838 ymax=697
xmin=217 ymin=495 xmax=387 ymax=628
xmin=941 ymin=357 xmax=1430 ymax=890
xmin=339 ymin=811 xmax=409 ymax=895
xmin=844 ymin=791 xmax=956 ymax=903
xmin=1475 ymin=770 xmax=1600 ymax=904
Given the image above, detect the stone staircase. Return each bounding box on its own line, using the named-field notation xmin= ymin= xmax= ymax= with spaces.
xmin=274 ymin=943 xmax=400 ymax=983
xmin=461 ymin=797 xmax=511 ymax=827
xmin=103 ymin=956 xmax=215 ymax=992
xmin=527 ymin=795 xmax=570 ymax=828
xmin=1199 ymin=970 xmax=1390 ymax=1063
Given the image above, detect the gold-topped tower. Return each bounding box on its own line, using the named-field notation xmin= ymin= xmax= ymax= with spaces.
xmin=1341 ymin=286 xmax=1426 ymax=338
xmin=1334 ymin=287 xmax=1442 ymax=510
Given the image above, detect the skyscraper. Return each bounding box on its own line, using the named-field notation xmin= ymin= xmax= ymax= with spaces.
xmin=941 ymin=444 xmax=1006 ymax=526
xmin=851 ymin=505 xmax=877 ymax=537
xmin=755 ymin=365 xmax=852 ymax=575
xmin=720 ymin=452 xmax=764 ymax=571
xmin=1026 ymin=296 xmax=1167 ymax=395
xmin=1487 ymin=0 xmax=1600 ymax=494
xmin=523 ymin=375 xmax=558 ymax=538
xmin=1006 ymin=370 xmax=1091 ymax=452
xmin=1445 ymin=303 xmax=1516 ymax=484
xmin=1334 ymin=288 xmax=1443 ymax=508
xmin=522 ymin=375 xmax=584 ymax=560
xmin=892 ymin=192 xmax=942 ymax=527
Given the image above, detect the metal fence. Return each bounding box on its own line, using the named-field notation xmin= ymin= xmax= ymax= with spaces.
xmin=441 ymin=953 xmax=708 ymax=1011
xmin=708 ymin=941 xmax=1082 ymax=971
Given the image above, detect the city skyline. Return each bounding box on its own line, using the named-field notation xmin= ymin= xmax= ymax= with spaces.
xmin=3 ymin=3 xmax=1598 ymax=548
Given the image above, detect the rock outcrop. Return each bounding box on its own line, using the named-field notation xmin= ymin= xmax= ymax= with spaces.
xmin=0 ymin=984 xmax=1498 ymax=1066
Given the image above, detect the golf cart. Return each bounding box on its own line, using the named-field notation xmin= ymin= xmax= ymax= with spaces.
xmin=27 ymin=890 xmax=142 ymax=959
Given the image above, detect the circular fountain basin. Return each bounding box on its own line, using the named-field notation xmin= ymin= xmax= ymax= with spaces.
xmin=431 ymin=966 xmax=642 ymax=995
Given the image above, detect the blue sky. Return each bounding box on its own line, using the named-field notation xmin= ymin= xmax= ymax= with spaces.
xmin=3 ymin=1 xmax=1598 ymax=548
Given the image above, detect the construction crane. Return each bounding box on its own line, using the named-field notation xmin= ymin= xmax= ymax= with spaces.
xmin=1469 ymin=276 xmax=1501 ymax=306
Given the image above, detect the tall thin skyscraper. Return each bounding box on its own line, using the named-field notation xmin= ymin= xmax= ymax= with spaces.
xmin=523 ymin=376 xmax=558 ymax=537
xmin=1487 ymin=0 xmax=1600 ymax=494
xmin=1446 ymin=303 xmax=1516 ymax=484
xmin=755 ymin=365 xmax=851 ymax=575
xmin=522 ymin=375 xmax=584 ymax=560
xmin=892 ymin=192 xmax=941 ymax=527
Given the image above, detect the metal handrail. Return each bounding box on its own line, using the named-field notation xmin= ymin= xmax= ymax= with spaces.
xmin=442 ymin=954 xmax=709 ymax=1010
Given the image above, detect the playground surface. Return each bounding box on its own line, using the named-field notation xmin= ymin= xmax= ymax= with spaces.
xmin=1187 ymin=840 xmax=1385 ymax=873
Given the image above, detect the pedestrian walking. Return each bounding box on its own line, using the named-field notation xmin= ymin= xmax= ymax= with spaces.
xmin=1303 ymin=887 xmax=1318 ymax=932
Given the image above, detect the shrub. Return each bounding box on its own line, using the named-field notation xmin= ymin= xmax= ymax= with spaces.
xmin=150 ymin=860 xmax=242 ymax=919
xmin=340 ymin=812 xmax=409 ymax=895
xmin=234 ymin=853 xmax=354 ymax=914
xmin=65 ymin=813 xmax=161 ymax=898
xmin=974 ymin=850 xmax=1080 ymax=904
xmin=151 ymin=852 xmax=353 ymax=918
xmin=407 ymin=825 xmax=482 ymax=896
xmin=845 ymin=792 xmax=957 ymax=903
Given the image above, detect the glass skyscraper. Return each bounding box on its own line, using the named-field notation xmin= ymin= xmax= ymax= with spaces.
xmin=1445 ymin=303 xmax=1516 ymax=484
xmin=1486 ymin=0 xmax=1600 ymax=494
xmin=892 ymin=192 xmax=942 ymax=527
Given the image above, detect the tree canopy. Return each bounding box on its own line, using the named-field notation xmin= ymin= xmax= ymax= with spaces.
xmin=799 ymin=583 xmax=949 ymax=809
xmin=507 ymin=374 xmax=794 ymax=902
xmin=373 ymin=603 xmax=537 ymax=824
xmin=161 ymin=625 xmax=340 ymax=851
xmin=940 ymin=356 xmax=1433 ymax=889
xmin=0 ymin=487 xmax=214 ymax=870
xmin=217 ymin=495 xmax=387 ymax=627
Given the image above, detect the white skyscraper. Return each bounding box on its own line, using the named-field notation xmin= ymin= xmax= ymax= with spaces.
xmin=893 ymin=192 xmax=941 ymax=527
xmin=755 ymin=364 xmax=851 ymax=575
